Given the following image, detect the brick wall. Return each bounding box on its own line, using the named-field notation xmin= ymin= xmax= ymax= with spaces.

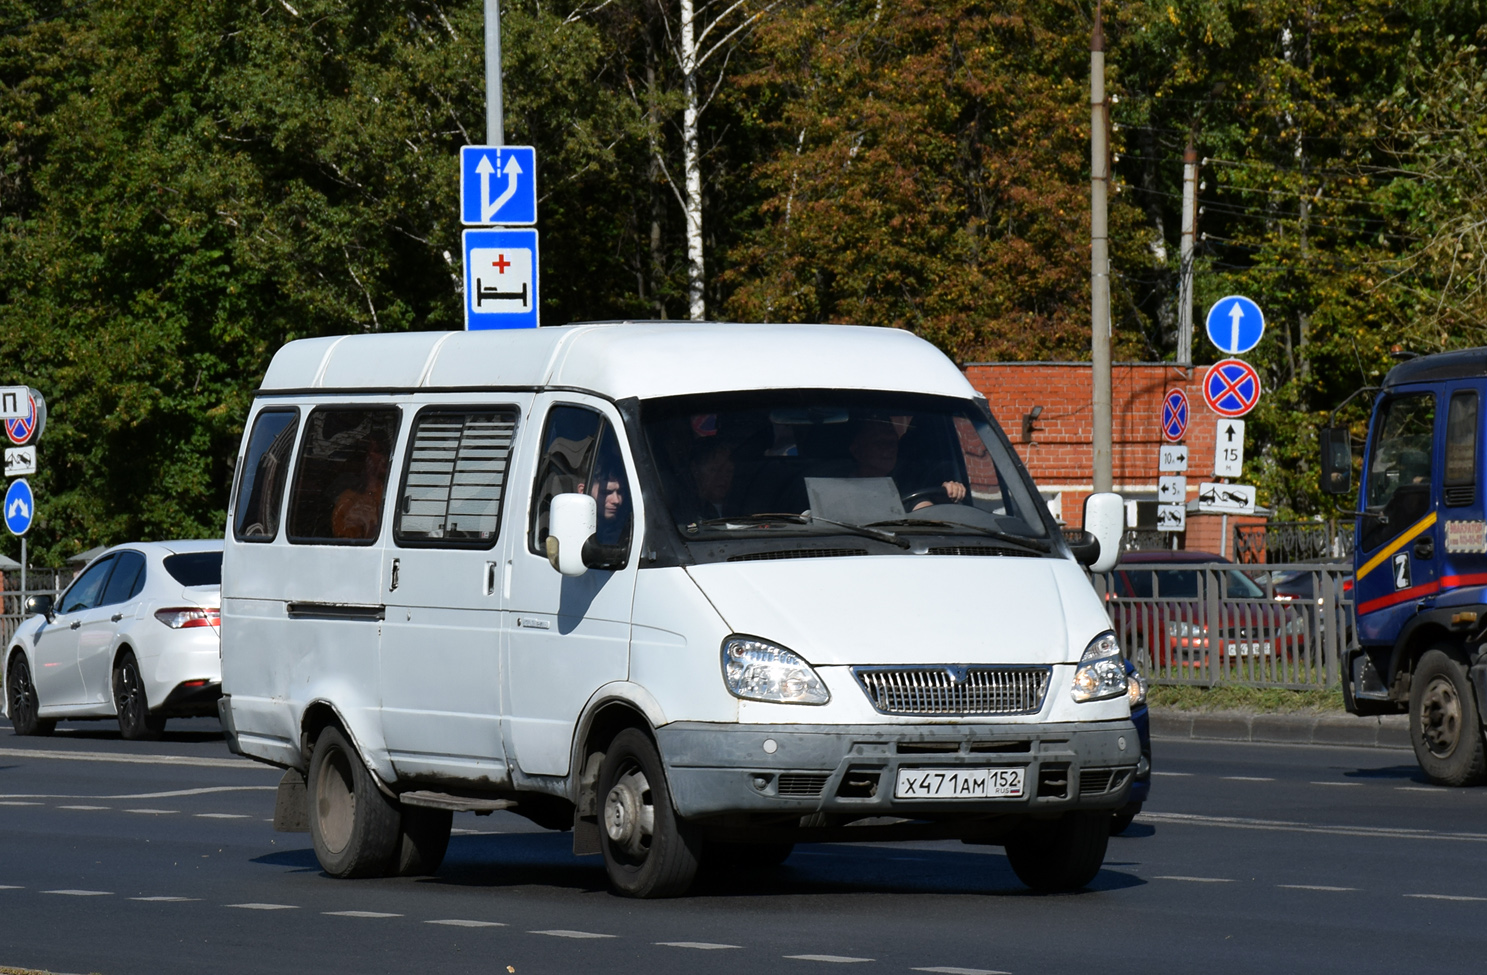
xmin=962 ymin=361 xmax=1262 ymax=555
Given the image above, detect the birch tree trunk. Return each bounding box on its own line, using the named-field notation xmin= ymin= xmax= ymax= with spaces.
xmin=679 ymin=0 xmax=705 ymax=320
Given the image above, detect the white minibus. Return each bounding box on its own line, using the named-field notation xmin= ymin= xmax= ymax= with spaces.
xmin=218 ymin=322 xmax=1133 ymax=898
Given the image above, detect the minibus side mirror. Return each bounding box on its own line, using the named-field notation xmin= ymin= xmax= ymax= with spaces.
xmin=1080 ymin=492 xmax=1124 ymax=574
xmin=546 ymin=493 xmax=597 ymax=577
xmin=1319 ymin=427 xmax=1352 ymax=495
xmin=25 ymin=594 xmax=54 ymax=621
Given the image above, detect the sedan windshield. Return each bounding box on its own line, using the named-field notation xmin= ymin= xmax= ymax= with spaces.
xmin=640 ymin=390 xmax=1051 ymax=546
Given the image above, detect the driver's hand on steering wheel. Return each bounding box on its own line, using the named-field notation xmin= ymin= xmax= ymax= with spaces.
xmin=942 ymin=480 xmax=967 ymax=502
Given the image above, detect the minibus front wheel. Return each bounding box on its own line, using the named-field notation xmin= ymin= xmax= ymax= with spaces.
xmin=598 ymin=728 xmax=701 ymax=898
xmin=308 ymin=725 xmax=401 ymax=878
xmin=1003 ymin=811 xmax=1109 ymax=893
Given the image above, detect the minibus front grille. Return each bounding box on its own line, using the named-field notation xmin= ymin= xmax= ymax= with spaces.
xmin=727 ymin=548 xmax=869 ymax=562
xmin=852 ymin=666 xmax=1051 ymax=716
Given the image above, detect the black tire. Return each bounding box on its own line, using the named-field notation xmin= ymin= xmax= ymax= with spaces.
xmin=391 ymin=806 xmax=452 ymax=876
xmin=1409 ymin=649 xmax=1487 ymax=787
xmin=598 ymin=728 xmax=701 ymax=898
xmin=703 ymin=840 xmax=795 ymax=871
xmin=307 ymin=726 xmax=401 ymax=878
xmin=114 ymin=652 xmax=165 ymax=741
xmin=6 ymin=653 xmax=55 ymax=737
xmin=1110 ymin=802 xmax=1142 ymax=835
xmin=1004 ymin=812 xmax=1110 ymax=893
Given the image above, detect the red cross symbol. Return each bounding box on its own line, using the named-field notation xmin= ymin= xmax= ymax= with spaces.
xmin=490 ymin=254 xmax=511 ymax=274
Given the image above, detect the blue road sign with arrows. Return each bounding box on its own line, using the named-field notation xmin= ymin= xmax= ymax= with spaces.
xmin=1205 ymin=294 xmax=1265 ymax=355
xmin=460 ymin=145 xmax=537 ymax=226
xmin=5 ymin=477 xmax=34 ymax=536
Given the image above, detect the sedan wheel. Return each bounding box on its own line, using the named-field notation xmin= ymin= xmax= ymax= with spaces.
xmin=114 ymin=652 xmax=166 ymax=741
xmin=6 ymin=654 xmax=55 ymax=737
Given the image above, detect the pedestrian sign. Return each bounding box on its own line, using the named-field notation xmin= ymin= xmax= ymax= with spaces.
xmin=464 ymin=228 xmax=539 ymax=330
xmin=5 ymin=477 xmax=34 ymax=536
xmin=460 ymin=145 xmax=537 ymax=226
xmin=1162 ymin=389 xmax=1189 ymax=443
xmin=1203 ymin=359 xmax=1261 ymax=418
xmin=1205 ymin=295 xmax=1265 ymax=356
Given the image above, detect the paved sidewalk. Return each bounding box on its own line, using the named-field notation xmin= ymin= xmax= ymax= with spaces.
xmin=1150 ymin=707 xmax=1410 ymax=750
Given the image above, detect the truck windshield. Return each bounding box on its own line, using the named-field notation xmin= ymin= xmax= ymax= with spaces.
xmin=640 ymin=390 xmax=1051 ymax=547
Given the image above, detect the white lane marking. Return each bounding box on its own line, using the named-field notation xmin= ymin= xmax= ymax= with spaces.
xmin=227 ymin=903 xmax=298 ymax=910
xmin=1152 ymin=771 xmax=1193 ymax=777
xmin=57 ymin=805 xmax=109 ymax=810
xmin=531 ymin=930 xmax=616 ymax=939
xmin=0 ymin=786 xmax=275 ymax=800
xmin=1222 ymin=776 xmax=1274 ymax=782
xmin=784 ymin=955 xmax=875 ymax=963
xmin=427 ymin=919 xmax=507 ymax=928
xmin=1142 ymin=811 xmax=1487 ymax=844
xmin=1155 ymin=876 xmax=1234 ymax=883
xmin=913 ymin=968 xmax=1012 ymax=975
xmin=0 ymin=748 xmax=256 ymax=769
xmin=0 ymin=885 xmax=24 ymax=889
xmin=124 ymin=809 xmax=178 ymax=815
xmin=1278 ymin=885 xmax=1356 ymax=892
xmin=195 ymin=813 xmax=249 ymax=819
xmin=1310 ymin=781 xmax=1361 ymax=787
xmin=1405 ymin=893 xmax=1487 ymax=902
xmin=132 ymin=896 xmax=199 ymax=902
xmin=325 ymin=911 xmax=403 ymax=918
xmin=0 ymin=800 xmax=42 ymax=806
xmin=43 ymin=889 xmax=112 ymax=896
xmin=1397 ymin=786 xmax=1441 ymax=793
xmin=656 ymin=942 xmax=742 ymax=950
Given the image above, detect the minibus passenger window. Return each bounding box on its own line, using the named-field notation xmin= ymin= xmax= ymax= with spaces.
xmin=234 ymin=409 xmax=299 ymax=542
xmin=396 ymin=410 xmax=518 ymax=547
xmin=287 ymin=408 xmax=402 ymax=544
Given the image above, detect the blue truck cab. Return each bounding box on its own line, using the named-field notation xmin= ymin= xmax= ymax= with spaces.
xmin=1328 ymin=349 xmax=1487 ymax=785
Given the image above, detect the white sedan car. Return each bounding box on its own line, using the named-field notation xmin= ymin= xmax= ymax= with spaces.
xmin=4 ymin=540 xmax=222 ymax=739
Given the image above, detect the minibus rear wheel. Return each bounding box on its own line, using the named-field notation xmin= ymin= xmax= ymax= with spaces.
xmin=308 ymin=726 xmax=401 ymax=878
xmin=598 ymin=728 xmax=701 ymax=898
xmin=1003 ymin=811 xmax=1109 ymax=893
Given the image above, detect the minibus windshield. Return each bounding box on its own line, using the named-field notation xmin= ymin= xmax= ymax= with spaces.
xmin=640 ymin=391 xmax=1052 ymax=547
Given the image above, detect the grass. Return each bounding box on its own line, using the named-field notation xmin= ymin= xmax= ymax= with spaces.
xmin=1148 ymin=682 xmax=1346 ymax=713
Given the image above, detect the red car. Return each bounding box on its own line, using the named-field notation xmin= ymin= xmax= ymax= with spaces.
xmin=1105 ymin=550 xmax=1306 ymax=674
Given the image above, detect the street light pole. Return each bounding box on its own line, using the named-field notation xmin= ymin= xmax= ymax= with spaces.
xmin=485 ymin=0 xmax=505 ymax=146
xmin=1090 ymin=2 xmax=1113 ymax=494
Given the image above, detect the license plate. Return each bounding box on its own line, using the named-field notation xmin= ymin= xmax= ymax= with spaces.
xmin=893 ymin=767 xmax=1024 ymax=800
xmin=1226 ymin=642 xmax=1271 ymax=656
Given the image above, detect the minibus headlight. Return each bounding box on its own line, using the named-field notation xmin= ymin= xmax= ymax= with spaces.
xmin=1127 ymin=669 xmax=1148 ymax=708
xmin=721 ymin=636 xmax=830 ymax=705
xmin=1071 ymin=630 xmax=1128 ymax=703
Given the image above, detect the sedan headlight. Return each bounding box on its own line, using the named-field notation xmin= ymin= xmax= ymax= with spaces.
xmin=1165 ymin=620 xmax=1205 ymax=638
xmin=721 ymin=636 xmax=830 ymax=705
xmin=1071 ymin=630 xmax=1128 ymax=703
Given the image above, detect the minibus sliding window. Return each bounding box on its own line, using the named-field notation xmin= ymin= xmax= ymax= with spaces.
xmin=395 ymin=409 xmax=518 ymax=548
xmin=286 ymin=407 xmax=402 ymax=545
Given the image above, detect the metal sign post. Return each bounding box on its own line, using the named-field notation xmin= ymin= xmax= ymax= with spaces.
xmin=485 ymin=0 xmax=504 ymax=146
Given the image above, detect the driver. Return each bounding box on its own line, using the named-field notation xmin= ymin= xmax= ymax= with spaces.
xmin=848 ymin=417 xmax=966 ymax=511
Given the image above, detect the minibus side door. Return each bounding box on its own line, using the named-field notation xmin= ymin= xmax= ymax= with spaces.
xmin=379 ymin=401 xmax=526 ymax=783
xmin=502 ymin=397 xmax=637 ymax=778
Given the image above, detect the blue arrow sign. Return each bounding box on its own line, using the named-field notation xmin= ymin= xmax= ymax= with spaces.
xmin=5 ymin=477 xmax=34 ymax=536
xmin=1205 ymin=295 xmax=1265 ymax=356
xmin=460 ymin=145 xmax=537 ymax=226
xmin=464 ymin=228 xmax=539 ymax=330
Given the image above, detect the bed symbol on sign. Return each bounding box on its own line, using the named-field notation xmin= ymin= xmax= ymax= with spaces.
xmin=473 ymin=248 xmax=532 ymax=309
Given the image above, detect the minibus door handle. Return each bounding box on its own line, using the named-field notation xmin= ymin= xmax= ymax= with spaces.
xmin=389 ymin=558 xmax=400 ymax=592
xmin=485 ymin=562 xmax=498 ymax=597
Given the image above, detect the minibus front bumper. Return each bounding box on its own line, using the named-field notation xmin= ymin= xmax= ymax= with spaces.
xmin=655 ymin=720 xmax=1138 ymax=818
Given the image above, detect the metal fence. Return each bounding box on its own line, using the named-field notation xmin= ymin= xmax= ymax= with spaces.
xmin=1 ymin=568 xmax=69 ymax=648
xmin=1232 ymin=521 xmax=1354 ymax=564
xmin=1094 ymin=561 xmax=1353 ymax=689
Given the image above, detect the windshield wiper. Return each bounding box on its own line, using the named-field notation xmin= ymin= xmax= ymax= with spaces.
xmin=867 ymin=519 xmax=1051 ymax=554
xmin=693 ymin=513 xmax=911 ymax=549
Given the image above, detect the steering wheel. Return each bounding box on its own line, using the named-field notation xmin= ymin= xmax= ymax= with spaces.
xmin=901 ymin=487 xmax=953 ymax=511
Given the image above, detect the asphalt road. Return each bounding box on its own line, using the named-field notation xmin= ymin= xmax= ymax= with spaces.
xmin=3 ymin=716 xmax=1486 ymax=975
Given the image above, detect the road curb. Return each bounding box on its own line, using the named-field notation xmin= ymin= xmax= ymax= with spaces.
xmin=1150 ymin=708 xmax=1411 ymax=750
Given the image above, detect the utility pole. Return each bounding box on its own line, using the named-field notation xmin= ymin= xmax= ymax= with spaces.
xmin=1177 ymin=143 xmax=1197 ymax=367
xmin=485 ymin=0 xmax=505 ymax=145
xmin=1090 ymin=3 xmax=1112 ymax=494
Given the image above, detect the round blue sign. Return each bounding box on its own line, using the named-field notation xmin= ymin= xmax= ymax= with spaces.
xmin=4 ymin=477 xmax=34 ymax=536
xmin=1203 ymin=359 xmax=1262 ymax=418
xmin=1205 ymin=295 xmax=1265 ymax=356
xmin=1162 ymin=389 xmax=1190 ymax=443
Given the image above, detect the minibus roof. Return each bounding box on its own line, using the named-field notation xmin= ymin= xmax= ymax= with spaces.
xmin=257 ymin=322 xmax=978 ymax=401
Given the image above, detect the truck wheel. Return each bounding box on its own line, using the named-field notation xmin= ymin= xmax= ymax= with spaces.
xmin=114 ymin=652 xmax=166 ymax=741
xmin=308 ymin=726 xmax=400 ymax=878
xmin=391 ymin=806 xmax=452 ymax=876
xmin=1409 ymin=649 xmax=1487 ymax=786
xmin=598 ymin=728 xmax=701 ymax=898
xmin=1004 ymin=811 xmax=1109 ymax=893
xmin=6 ymin=654 xmax=55 ymax=737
